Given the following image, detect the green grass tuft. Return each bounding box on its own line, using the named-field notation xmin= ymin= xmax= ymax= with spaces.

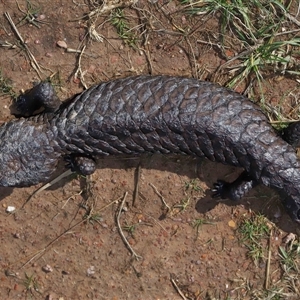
xmin=238 ymin=213 xmax=270 ymax=265
xmin=0 ymin=70 xmax=16 ymax=98
xmin=110 ymin=8 xmax=138 ymax=48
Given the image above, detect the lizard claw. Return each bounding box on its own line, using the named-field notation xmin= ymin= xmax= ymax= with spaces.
xmin=212 ymin=180 xmax=228 ymax=198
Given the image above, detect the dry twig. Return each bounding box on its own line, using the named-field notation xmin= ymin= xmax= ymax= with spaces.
xmin=132 ymin=163 xmax=141 ymax=207
xmin=4 ymin=12 xmax=50 ymax=78
xmin=149 ymin=182 xmax=171 ymax=211
xmin=74 ymin=45 xmax=88 ymax=89
xmin=88 ymin=0 xmax=139 ymax=19
xmin=116 ymin=192 xmax=142 ymax=260
xmin=20 ymin=210 xmax=92 ymax=269
xmin=265 ymin=231 xmax=272 ymax=290
xmin=22 ymin=170 xmax=74 ymax=208
xmin=170 ymin=275 xmax=188 ymax=300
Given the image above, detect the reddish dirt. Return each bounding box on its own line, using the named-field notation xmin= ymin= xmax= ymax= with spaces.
xmin=0 ymin=1 xmax=299 ymax=299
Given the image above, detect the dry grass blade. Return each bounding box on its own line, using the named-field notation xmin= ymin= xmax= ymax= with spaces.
xmin=20 ymin=215 xmax=86 ymax=269
xmin=0 ymin=40 xmax=17 ymax=49
xmin=170 ymin=274 xmax=188 ymax=300
xmin=284 ymin=11 xmax=300 ymax=26
xmin=88 ymin=0 xmax=139 ymax=18
xmin=19 ymin=194 xmax=102 ymax=269
xmin=22 ymin=169 xmax=74 ymax=208
xmin=265 ymin=230 xmax=272 ymax=290
xmin=4 ymin=12 xmax=48 ymax=78
xmin=74 ymin=45 xmax=88 ymax=89
xmin=116 ymin=192 xmax=142 ymax=260
xmin=132 ymin=163 xmax=141 ymax=207
xmin=180 ymin=0 xmax=300 ymax=103
xmin=85 ymin=0 xmax=139 ymax=42
xmin=149 ymin=182 xmax=171 ymax=211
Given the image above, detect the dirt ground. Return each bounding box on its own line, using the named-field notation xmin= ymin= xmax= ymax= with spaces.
xmin=0 ymin=0 xmax=300 ymax=299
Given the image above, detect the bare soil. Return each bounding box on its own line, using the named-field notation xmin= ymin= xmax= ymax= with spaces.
xmin=0 ymin=1 xmax=299 ymax=299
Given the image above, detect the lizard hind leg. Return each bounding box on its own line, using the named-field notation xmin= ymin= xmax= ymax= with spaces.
xmin=65 ymin=154 xmax=96 ymax=176
xmin=212 ymin=171 xmax=258 ymax=201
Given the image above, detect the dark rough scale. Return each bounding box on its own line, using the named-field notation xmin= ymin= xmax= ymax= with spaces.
xmin=1 ymin=75 xmax=300 ymax=222
xmin=282 ymin=122 xmax=300 ymax=148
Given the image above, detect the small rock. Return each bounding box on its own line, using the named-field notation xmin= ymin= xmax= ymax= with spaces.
xmin=6 ymin=206 xmax=15 ymax=213
xmin=87 ymin=266 xmax=95 ymax=277
xmin=228 ymin=220 xmax=236 ymax=228
xmin=37 ymin=14 xmax=46 ymax=21
xmin=87 ymin=64 xmax=96 ymax=74
xmin=13 ymin=233 xmax=21 ymax=239
xmin=42 ymin=264 xmax=53 ymax=273
xmin=285 ymin=232 xmax=296 ymax=244
xmin=56 ymin=40 xmax=67 ymax=49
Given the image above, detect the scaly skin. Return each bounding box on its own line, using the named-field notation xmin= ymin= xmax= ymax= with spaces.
xmin=1 ymin=75 xmax=300 ymax=221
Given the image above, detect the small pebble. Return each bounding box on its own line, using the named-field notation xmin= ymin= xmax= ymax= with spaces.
xmin=6 ymin=206 xmax=15 ymax=213
xmin=42 ymin=264 xmax=53 ymax=273
xmin=228 ymin=220 xmax=236 ymax=228
xmin=62 ymin=270 xmax=69 ymax=275
xmin=87 ymin=266 xmax=95 ymax=277
xmin=57 ymin=40 xmax=68 ymax=49
xmin=37 ymin=14 xmax=46 ymax=21
xmin=87 ymin=64 xmax=96 ymax=74
xmin=285 ymin=232 xmax=296 ymax=244
xmin=13 ymin=233 xmax=21 ymax=239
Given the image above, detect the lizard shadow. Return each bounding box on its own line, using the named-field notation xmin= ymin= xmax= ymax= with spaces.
xmin=0 ymin=153 xmax=297 ymax=234
xmin=0 ymin=187 xmax=14 ymax=201
xmin=194 ymin=159 xmax=298 ymax=234
xmin=93 ymin=153 xmax=299 ymax=233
